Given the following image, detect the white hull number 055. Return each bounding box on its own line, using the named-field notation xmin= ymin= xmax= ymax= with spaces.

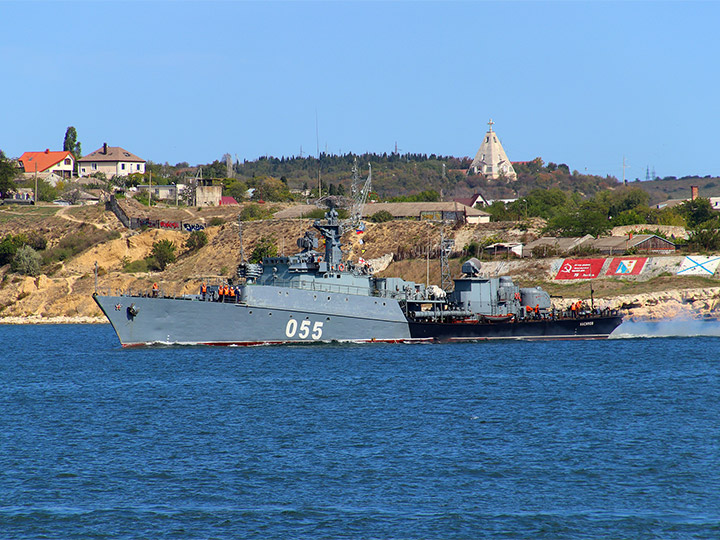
xmin=285 ymin=319 xmax=324 ymax=340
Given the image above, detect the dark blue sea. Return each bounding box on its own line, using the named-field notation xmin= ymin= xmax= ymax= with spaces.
xmin=1 ymin=323 xmax=719 ymax=539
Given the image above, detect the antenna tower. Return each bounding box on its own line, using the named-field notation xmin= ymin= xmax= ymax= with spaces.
xmin=440 ymin=230 xmax=455 ymax=291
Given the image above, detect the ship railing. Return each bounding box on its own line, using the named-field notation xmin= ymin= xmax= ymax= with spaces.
xmin=258 ymin=279 xmax=413 ymax=300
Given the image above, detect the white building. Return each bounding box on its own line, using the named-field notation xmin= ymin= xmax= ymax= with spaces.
xmin=469 ymin=119 xmax=517 ymax=181
xmin=78 ymin=143 xmax=146 ymax=178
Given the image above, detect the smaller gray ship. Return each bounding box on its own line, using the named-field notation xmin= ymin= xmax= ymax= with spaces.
xmin=94 ymin=208 xmax=623 ymax=347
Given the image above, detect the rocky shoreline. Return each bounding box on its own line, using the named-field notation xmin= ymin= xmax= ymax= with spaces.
xmin=0 ymin=315 xmax=107 ymax=325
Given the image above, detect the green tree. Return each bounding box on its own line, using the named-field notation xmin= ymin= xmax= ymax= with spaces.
xmin=225 ymin=179 xmax=248 ymax=201
xmin=62 ymin=126 xmax=82 ymax=161
xmin=184 ymin=230 xmax=208 ymax=252
xmin=253 ymin=176 xmax=291 ymax=201
xmin=677 ymin=198 xmax=714 ymax=228
xmin=545 ymin=201 xmax=611 ymax=237
xmin=11 ymin=245 xmax=41 ymax=276
xmin=0 ymin=234 xmax=28 ymax=265
xmin=35 ymin=179 xmax=58 ymax=202
xmin=149 ymin=239 xmax=176 ymax=270
xmin=0 ymin=150 xmax=19 ymax=198
xmin=688 ymin=224 xmax=720 ymax=251
xmin=249 ymin=235 xmax=278 ymax=263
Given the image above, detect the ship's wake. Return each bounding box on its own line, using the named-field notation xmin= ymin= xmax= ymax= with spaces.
xmin=611 ymin=317 xmax=720 ymax=339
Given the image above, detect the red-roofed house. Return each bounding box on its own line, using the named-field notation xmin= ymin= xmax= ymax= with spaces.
xmin=220 ymin=196 xmax=239 ymax=206
xmin=77 ymin=143 xmax=146 ymax=178
xmin=18 ymin=150 xmax=75 ymax=179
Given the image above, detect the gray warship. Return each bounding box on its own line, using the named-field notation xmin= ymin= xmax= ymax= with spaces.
xmin=95 ymin=208 xmax=425 ymax=346
xmin=94 ymin=210 xmax=623 ymax=347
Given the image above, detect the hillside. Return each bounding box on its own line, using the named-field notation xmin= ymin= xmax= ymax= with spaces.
xmin=0 ymin=201 xmax=719 ymax=323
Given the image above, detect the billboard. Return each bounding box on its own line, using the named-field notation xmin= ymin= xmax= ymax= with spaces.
xmin=606 ymin=257 xmax=648 ymax=276
xmin=555 ymin=259 xmax=605 ymax=280
xmin=677 ymin=256 xmax=720 ymax=276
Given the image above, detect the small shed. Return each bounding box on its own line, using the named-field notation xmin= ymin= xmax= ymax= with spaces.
xmin=484 ymin=242 xmax=523 ymax=257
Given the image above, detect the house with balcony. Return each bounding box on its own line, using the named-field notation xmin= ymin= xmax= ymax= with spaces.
xmin=18 ymin=149 xmax=75 ymax=179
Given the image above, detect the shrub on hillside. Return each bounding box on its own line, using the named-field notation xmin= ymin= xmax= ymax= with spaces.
xmin=369 ymin=210 xmax=393 ymax=223
xmin=11 ymin=246 xmax=41 ymax=276
xmin=249 ymin=235 xmax=278 ymax=263
xmin=122 ymin=258 xmax=149 ymax=273
xmin=149 ymin=239 xmax=176 ymax=271
xmin=240 ymin=203 xmax=273 ymax=221
xmin=208 ymin=217 xmax=224 ymax=226
xmin=185 ymin=230 xmax=208 ymax=252
xmin=0 ymin=234 xmax=29 ymax=266
xmin=42 ymin=227 xmax=120 ymax=266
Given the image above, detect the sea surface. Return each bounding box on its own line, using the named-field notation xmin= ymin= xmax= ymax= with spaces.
xmin=1 ymin=322 xmax=719 ymax=539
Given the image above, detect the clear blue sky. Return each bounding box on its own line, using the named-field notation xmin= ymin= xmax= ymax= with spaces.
xmin=2 ymin=1 xmax=718 ymax=180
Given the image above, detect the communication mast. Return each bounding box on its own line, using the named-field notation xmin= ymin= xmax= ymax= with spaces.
xmin=440 ymin=230 xmax=454 ymax=291
xmin=348 ymin=158 xmax=372 ymax=231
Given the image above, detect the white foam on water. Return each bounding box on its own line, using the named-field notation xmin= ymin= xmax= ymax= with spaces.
xmin=611 ymin=317 xmax=720 ymax=339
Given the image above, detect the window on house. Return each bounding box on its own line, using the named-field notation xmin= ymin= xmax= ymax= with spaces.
xmin=64 ymin=159 xmax=71 ymax=165
xmin=91 ymin=163 xmax=97 ymax=170
xmin=81 ymin=168 xmax=86 ymax=173
xmin=121 ymin=163 xmax=126 ymax=170
xmin=137 ymin=164 xmax=141 ymax=170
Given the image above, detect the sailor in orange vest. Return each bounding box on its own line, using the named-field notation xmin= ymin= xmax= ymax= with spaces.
xmin=228 ymin=286 xmax=236 ymax=303
xmin=152 ymin=282 xmax=159 ymax=297
xmin=218 ymin=284 xmax=224 ymax=303
xmin=570 ymin=302 xmax=577 ymax=318
xmin=201 ymin=282 xmax=207 ymax=300
xmin=534 ymin=304 xmax=540 ymax=319
xmin=223 ymin=284 xmax=230 ymax=302
xmin=525 ymin=305 xmax=533 ymax=318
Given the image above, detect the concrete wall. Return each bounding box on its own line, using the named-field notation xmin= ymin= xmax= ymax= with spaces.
xmin=195 ymin=185 xmax=222 ymax=206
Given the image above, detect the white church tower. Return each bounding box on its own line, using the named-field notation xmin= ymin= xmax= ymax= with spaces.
xmin=469 ymin=119 xmax=517 ymax=181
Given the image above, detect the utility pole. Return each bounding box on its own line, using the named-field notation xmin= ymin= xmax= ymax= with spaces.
xmin=34 ymin=162 xmax=38 ymax=204
xmin=149 ymin=172 xmax=152 ymax=207
xmin=622 ymin=156 xmax=629 ymax=186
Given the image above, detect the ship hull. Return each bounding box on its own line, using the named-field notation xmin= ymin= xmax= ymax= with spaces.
xmin=408 ymin=315 xmax=624 ymax=341
xmin=94 ymin=286 xmax=413 ymax=347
